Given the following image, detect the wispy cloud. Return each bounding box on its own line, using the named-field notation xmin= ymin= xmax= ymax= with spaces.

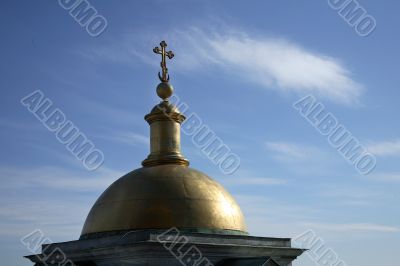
xmin=0 ymin=166 xmax=124 ymax=191
xmin=367 ymin=139 xmax=400 ymax=156
xmin=234 ymin=193 xmax=400 ymax=237
xmin=75 ymin=96 xmax=143 ymax=127
xmin=224 ymin=177 xmax=288 ymax=186
xmin=0 ymin=165 xmax=125 ymax=238
xmin=0 ymin=118 xmax=42 ymax=131
xmin=0 ymin=199 xmax=87 ymax=235
xmin=82 ymin=26 xmax=363 ymax=105
xmin=97 ymin=131 xmax=149 ymax=146
xmin=235 ymin=194 xmax=321 ymax=236
xmin=236 ymin=195 xmax=320 ymax=222
xmin=305 ymin=222 xmax=400 ymax=233
xmin=262 ymin=141 xmax=338 ymax=176
xmin=208 ymin=35 xmax=362 ymax=105
xmin=265 ymin=141 xmax=323 ymax=161
xmin=316 ymin=185 xmax=383 ymax=206
xmin=366 ymin=172 xmax=400 ymax=183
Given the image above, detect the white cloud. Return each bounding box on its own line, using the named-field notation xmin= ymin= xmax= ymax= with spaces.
xmin=265 ymin=141 xmax=323 ymax=161
xmin=0 ymin=199 xmax=87 ymax=238
xmin=367 ymin=172 xmax=400 ymax=183
xmin=0 ymin=166 xmax=124 ymax=191
xmin=208 ymin=35 xmax=362 ymax=105
xmin=234 ymin=193 xmax=400 ymax=238
xmin=367 ymin=139 xmax=400 ymax=156
xmin=262 ymin=141 xmax=338 ymax=176
xmin=316 ymin=185 xmax=382 ymax=206
xmin=96 ymin=130 xmax=150 ymax=148
xmin=0 ymin=165 xmax=126 ymax=239
xmin=84 ymin=26 xmax=363 ymax=105
xmin=98 ymin=131 xmax=149 ymax=146
xmin=305 ymin=223 xmax=400 ymax=233
xmin=236 ymin=195 xmax=320 ymax=222
xmin=234 ymin=194 xmax=320 ymax=237
xmin=0 ymin=118 xmax=42 ymax=131
xmin=75 ymin=96 xmax=143 ymax=127
xmin=223 ymin=177 xmax=288 ymax=186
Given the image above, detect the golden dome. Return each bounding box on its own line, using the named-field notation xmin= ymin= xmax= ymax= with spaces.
xmin=81 ymin=41 xmax=247 ymax=239
xmin=81 ymin=165 xmax=247 ymax=238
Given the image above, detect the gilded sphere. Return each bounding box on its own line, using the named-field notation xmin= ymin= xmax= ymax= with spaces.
xmin=81 ymin=165 xmax=247 ymax=238
xmin=156 ymin=82 xmax=173 ymax=100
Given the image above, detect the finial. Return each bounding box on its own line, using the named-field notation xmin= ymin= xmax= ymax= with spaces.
xmin=142 ymin=41 xmax=188 ymax=167
xmin=153 ymin=41 xmax=174 ymax=101
xmin=153 ymin=40 xmax=174 ymax=82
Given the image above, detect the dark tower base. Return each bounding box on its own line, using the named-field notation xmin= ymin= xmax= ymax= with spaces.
xmin=26 ymin=229 xmax=304 ymax=266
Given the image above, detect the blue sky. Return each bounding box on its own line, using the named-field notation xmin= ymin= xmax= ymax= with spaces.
xmin=1 ymin=0 xmax=399 ymax=265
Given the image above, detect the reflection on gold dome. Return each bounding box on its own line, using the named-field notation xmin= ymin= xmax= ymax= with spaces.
xmin=81 ymin=165 xmax=247 ymax=238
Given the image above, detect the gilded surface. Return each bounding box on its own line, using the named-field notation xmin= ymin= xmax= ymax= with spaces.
xmin=81 ymin=165 xmax=247 ymax=237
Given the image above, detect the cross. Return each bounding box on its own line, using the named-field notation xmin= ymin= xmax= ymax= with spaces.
xmin=153 ymin=40 xmax=174 ymax=82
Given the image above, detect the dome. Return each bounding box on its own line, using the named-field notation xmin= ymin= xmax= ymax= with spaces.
xmin=81 ymin=165 xmax=247 ymax=239
xmin=81 ymin=41 xmax=248 ymax=239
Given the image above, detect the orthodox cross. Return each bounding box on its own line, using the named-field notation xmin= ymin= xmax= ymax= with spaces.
xmin=153 ymin=40 xmax=174 ymax=82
